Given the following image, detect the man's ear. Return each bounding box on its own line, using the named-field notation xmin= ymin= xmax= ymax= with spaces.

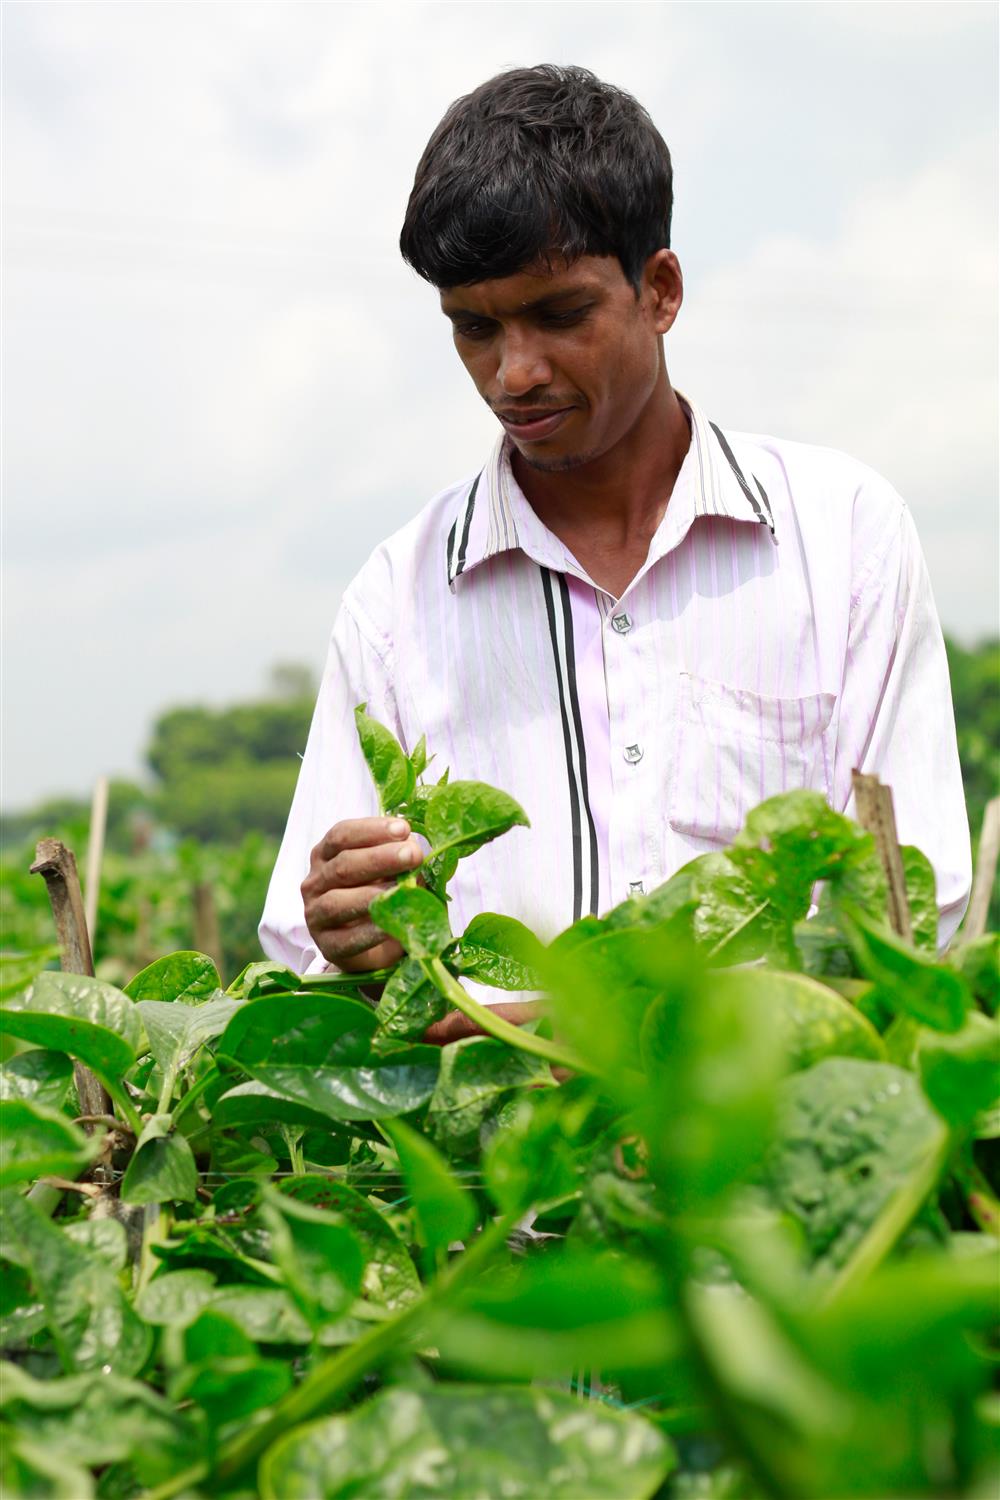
xmin=644 ymin=248 xmax=683 ymax=335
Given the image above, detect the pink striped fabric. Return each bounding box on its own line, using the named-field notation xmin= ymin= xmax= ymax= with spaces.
xmin=260 ymin=393 xmax=971 ymax=974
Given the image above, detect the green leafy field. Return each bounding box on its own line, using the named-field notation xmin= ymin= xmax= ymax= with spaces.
xmin=1 ymin=713 xmax=997 ymax=1498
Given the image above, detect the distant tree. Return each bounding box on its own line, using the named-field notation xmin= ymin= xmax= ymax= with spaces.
xmin=145 ymin=670 xmax=315 ymax=841
xmin=945 ymin=636 xmax=1000 ymax=837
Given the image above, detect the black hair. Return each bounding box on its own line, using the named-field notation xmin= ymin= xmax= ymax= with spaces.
xmin=399 ymin=64 xmax=673 ymax=292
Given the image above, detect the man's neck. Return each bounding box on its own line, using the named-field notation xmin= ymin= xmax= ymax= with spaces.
xmin=510 ymin=381 xmax=692 ymax=600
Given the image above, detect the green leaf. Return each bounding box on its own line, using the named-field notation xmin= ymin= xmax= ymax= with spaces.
xmin=227 ymin=958 xmax=303 ymax=998
xmin=409 ymin=734 xmax=429 ymax=778
xmin=839 ymin=906 xmax=971 ymax=1032
xmin=949 ymin=935 xmax=999 ymax=1016
xmin=437 ymin=1249 xmax=679 ymax=1380
xmin=687 ymin=793 xmax=886 ymax=967
xmin=0 ymin=1434 xmax=96 ymax=1498
xmin=0 ymin=1364 xmax=202 ymax=1486
xmin=120 ymin=1113 xmax=199 ymax=1204
xmin=369 ymin=884 xmax=454 ymax=959
xmin=217 ymin=992 xmax=375 ymax=1069
xmin=0 ymin=1260 xmax=46 ymax=1348
xmin=710 ymin=970 xmax=884 ymax=1073
xmin=136 ymin=995 xmax=243 ymax=1080
xmin=0 ymin=947 xmax=60 ymax=1002
xmin=918 ymin=1012 xmax=1000 ymax=1127
xmin=900 ymin=846 xmax=939 ymax=953
xmin=731 ymin=792 xmax=884 ymax=914
xmin=259 ymin=1383 xmax=674 ymax=1500
xmin=0 ymin=1190 xmax=152 ymax=1375
xmin=0 ymin=972 xmax=141 ymax=1076
xmin=62 ymin=1217 xmax=129 ymax=1272
xmin=134 ymin=1268 xmax=219 ymax=1326
xmin=170 ymin=1308 xmax=293 ymax=1429
xmin=280 ymin=1176 xmax=420 ymax=1308
xmin=383 ymin=1117 xmax=476 ymax=1260
xmin=214 ymin=1079 xmax=340 ymax=1132
xmin=0 ymin=1049 xmax=74 ymax=1108
xmin=483 ymin=1083 xmax=597 ymax=1219
xmin=763 ymin=1058 xmax=950 ymax=1283
xmin=688 ymin=853 xmax=796 ymax=967
xmin=543 ymin=927 xmax=694 ymax=1083
xmin=456 ymin=913 xmax=544 ymax=991
xmin=374 ymin=957 xmax=447 ymax=1041
xmin=422 ymin=780 xmax=530 ymax=864
xmin=125 ymin=950 xmax=222 ymax=1003
xmin=260 ymin=1187 xmax=365 ymax=1327
xmin=136 ymin=1269 xmax=319 ymax=1345
xmin=246 ymin=1048 xmax=440 ymax=1123
xmin=426 ymin=1037 xmax=552 ymax=1156
xmin=638 ymin=965 xmax=784 ymax=1211
xmin=0 ymin=1099 xmax=100 ymax=1187
xmin=355 ymin=703 xmax=415 ymax=813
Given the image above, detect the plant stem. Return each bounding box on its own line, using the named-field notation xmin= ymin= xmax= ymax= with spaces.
xmin=207 ymin=1207 xmax=520 ymax=1490
xmin=424 ymin=957 xmax=590 ymax=1074
xmin=171 ymin=1067 xmax=217 ymax=1129
xmin=156 ymin=1061 xmax=180 ymax=1116
xmin=953 ymin=1155 xmax=1000 ymax=1236
xmin=99 ymin=1073 xmax=143 ymax=1135
xmin=135 ymin=1205 xmax=171 ymax=1296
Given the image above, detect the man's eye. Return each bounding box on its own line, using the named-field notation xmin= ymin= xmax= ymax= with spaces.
xmin=454 ymin=322 xmax=494 ymax=341
xmin=542 ymin=307 xmax=590 ymax=327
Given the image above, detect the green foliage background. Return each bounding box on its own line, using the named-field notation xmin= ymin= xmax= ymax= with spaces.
xmin=1 ymin=641 xmax=996 ymax=982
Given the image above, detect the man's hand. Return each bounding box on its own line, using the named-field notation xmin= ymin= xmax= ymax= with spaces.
xmin=302 ymin=817 xmax=423 ymax=971
xmin=422 ymin=1001 xmax=541 ymax=1046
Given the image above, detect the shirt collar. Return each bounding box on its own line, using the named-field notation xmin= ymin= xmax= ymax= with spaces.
xmin=446 ymin=391 xmax=776 ymax=589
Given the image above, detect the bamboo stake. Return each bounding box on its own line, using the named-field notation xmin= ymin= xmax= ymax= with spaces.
xmin=30 ymin=839 xmax=114 ymax=1125
xmin=192 ymin=880 xmax=224 ymax=976
xmin=963 ymin=796 xmax=1000 ymax=943
xmin=851 ymin=771 xmax=913 ymax=942
xmin=84 ymin=774 xmax=109 ymax=950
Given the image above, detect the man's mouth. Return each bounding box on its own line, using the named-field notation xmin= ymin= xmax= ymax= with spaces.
xmin=495 ymin=407 xmax=574 ymax=442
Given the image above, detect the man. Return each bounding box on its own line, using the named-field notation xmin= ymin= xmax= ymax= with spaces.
xmin=260 ymin=64 xmax=971 ymax=1011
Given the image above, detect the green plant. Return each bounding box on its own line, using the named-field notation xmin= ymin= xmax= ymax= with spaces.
xmin=0 ymin=713 xmax=996 ymax=1498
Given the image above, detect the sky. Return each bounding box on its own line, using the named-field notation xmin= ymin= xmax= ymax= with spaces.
xmin=3 ymin=0 xmax=998 ymax=810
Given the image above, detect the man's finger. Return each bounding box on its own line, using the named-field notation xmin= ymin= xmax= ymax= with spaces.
xmin=315 ymin=818 xmax=410 ymax=862
xmin=315 ymin=837 xmax=423 ymax=891
xmin=318 ymin=935 xmax=405 ymax=972
xmin=304 ymin=882 xmax=395 ymax=931
xmin=324 ymin=917 xmax=395 ymax=960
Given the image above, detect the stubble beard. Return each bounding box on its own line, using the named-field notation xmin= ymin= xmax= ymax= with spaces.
xmin=515 ymin=442 xmax=602 ymax=474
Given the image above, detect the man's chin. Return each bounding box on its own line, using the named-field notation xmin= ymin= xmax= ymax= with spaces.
xmin=515 ymin=443 xmax=599 ymax=475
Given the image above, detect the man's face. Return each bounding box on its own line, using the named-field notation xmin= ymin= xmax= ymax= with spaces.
xmin=439 ymin=251 xmax=682 ymax=473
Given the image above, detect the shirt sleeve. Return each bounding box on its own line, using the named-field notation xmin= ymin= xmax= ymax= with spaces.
xmin=833 ymin=498 xmax=972 ymax=946
xmin=258 ymin=596 xmax=402 ymax=974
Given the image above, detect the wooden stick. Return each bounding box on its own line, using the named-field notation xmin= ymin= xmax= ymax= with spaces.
xmin=30 ymin=838 xmax=114 ymax=1125
xmin=192 ymin=881 xmax=224 ymax=976
xmin=963 ymin=796 xmax=1000 ymax=943
xmin=84 ymin=775 xmax=109 ymax=951
xmin=851 ymin=771 xmax=913 ymax=942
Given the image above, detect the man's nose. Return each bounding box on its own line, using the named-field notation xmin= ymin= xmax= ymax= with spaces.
xmin=497 ymin=331 xmax=551 ymax=395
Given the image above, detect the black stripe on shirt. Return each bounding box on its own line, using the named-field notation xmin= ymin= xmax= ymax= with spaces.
xmin=709 ymin=420 xmax=777 ymax=540
xmin=557 ymin=573 xmax=600 ymax=918
xmin=541 ymin=568 xmax=599 ymax=922
xmin=451 ymin=472 xmax=481 ymax=581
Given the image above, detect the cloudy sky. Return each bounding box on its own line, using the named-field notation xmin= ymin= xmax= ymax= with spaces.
xmin=4 ymin=1 xmax=997 ymax=809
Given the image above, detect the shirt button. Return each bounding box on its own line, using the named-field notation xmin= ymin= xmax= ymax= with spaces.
xmin=628 ymin=880 xmax=645 ymax=896
xmin=624 ymin=743 xmax=643 ymax=764
xmin=611 ymin=612 xmax=633 ymax=635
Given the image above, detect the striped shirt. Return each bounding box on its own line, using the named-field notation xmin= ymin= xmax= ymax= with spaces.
xmin=260 ymin=393 xmax=971 ymax=974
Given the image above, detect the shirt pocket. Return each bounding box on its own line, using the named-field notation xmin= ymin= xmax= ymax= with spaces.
xmin=668 ymin=672 xmax=835 ymax=846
